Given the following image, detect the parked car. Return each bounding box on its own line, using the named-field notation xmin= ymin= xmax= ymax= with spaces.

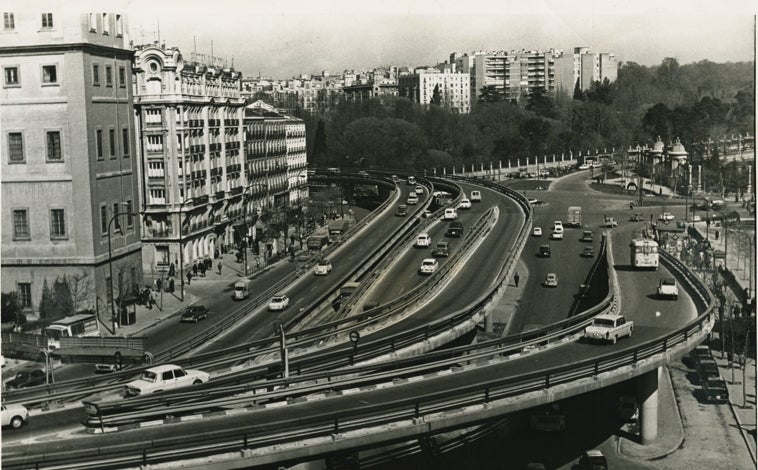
xmin=314 ymin=259 xmax=332 ymax=275
xmin=1 ymin=403 xmax=29 ymax=429
xmin=657 ymin=277 xmax=679 ymax=300
xmin=470 ymin=190 xmax=482 ymax=202
xmin=544 ymin=273 xmax=558 ymax=287
xmin=415 ymin=233 xmax=432 ymax=248
xmin=268 ymin=294 xmax=290 ymax=311
xmin=419 ymin=258 xmax=439 ymax=275
xmin=125 ymin=364 xmax=209 ymax=397
xmin=180 ymin=305 xmax=209 ymax=323
xmin=533 ymin=227 xmax=543 ymax=236
xmin=576 ymin=449 xmax=608 ymax=470
xmin=659 ymin=212 xmax=675 ymax=222
xmin=5 ymin=369 xmax=46 ymax=390
xmin=458 ymin=198 xmax=472 ymax=209
xmin=630 ymin=213 xmax=644 ymax=221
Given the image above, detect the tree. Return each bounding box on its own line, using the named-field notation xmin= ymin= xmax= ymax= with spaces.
xmin=586 ymin=79 xmax=614 ymax=105
xmin=642 ymin=103 xmax=672 ymax=140
xmin=573 ymin=79 xmax=585 ymax=101
xmin=38 ymin=278 xmax=54 ymax=322
xmin=526 ymin=87 xmax=557 ymax=119
xmin=478 ymin=85 xmax=505 ymax=103
xmin=51 ymin=276 xmax=73 ymax=322
xmin=1 ymin=291 xmax=25 ymax=326
xmin=311 ymin=119 xmax=328 ymax=166
xmin=430 ymin=84 xmax=442 ymax=107
xmin=69 ymin=270 xmax=94 ymax=315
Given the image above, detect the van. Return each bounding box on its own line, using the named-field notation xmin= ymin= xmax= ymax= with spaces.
xmin=470 ymin=190 xmax=482 ymax=202
xmin=234 ymin=279 xmax=253 ymax=300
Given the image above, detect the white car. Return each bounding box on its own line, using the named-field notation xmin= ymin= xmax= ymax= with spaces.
xmin=584 ymin=314 xmax=634 ymax=344
xmin=578 ymin=163 xmax=591 ymax=170
xmin=314 ymin=259 xmax=332 ymax=275
xmin=125 ymin=364 xmax=210 ymax=397
xmin=415 ymin=185 xmax=424 ymax=195
xmin=442 ymin=208 xmax=458 ymax=220
xmin=1 ymin=403 xmax=29 ymax=429
xmin=419 ymin=258 xmax=439 ymax=275
xmin=470 ymin=190 xmax=482 ymax=202
xmin=268 ymin=294 xmax=290 ymax=311
xmin=406 ymin=194 xmax=418 ymax=205
xmin=551 ymin=230 xmax=564 ymax=240
xmin=415 ymin=233 xmax=431 ymax=248
xmin=533 ymin=227 xmax=543 ymax=236
xmin=658 ymin=212 xmax=675 ymax=222
xmin=458 ymin=198 xmax=472 ymax=209
xmin=553 ymin=221 xmax=563 ymax=232
xmin=544 ymin=273 xmax=558 ymax=287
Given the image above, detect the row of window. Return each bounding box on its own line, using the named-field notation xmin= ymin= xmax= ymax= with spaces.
xmin=3 ymin=12 xmax=52 ymax=31
xmin=3 ymin=64 xmax=59 ymax=88
xmin=96 ymin=127 xmax=130 ymax=160
xmin=7 ymin=130 xmax=62 ymax=163
xmin=11 ymin=200 xmax=133 ymax=242
xmin=87 ymin=13 xmax=124 ymax=36
xmin=92 ymin=62 xmax=127 ymax=88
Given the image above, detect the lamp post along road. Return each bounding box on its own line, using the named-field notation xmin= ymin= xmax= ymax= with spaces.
xmin=107 ymin=203 xmax=136 ymax=332
xmin=178 ymin=198 xmax=194 ymax=301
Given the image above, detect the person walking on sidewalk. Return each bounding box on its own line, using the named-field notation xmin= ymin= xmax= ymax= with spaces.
xmin=514 ymin=272 xmax=520 ymax=287
xmin=186 ymin=271 xmax=192 ymax=285
xmin=217 ymin=262 xmax=222 ymax=275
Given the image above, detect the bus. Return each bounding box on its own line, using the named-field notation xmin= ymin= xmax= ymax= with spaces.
xmin=44 ymin=313 xmax=100 ymax=350
xmin=630 ymin=238 xmax=659 ymax=269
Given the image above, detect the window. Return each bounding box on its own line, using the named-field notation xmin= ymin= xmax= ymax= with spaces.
xmin=100 ymin=205 xmax=107 ymax=235
xmin=122 ymin=128 xmax=129 ymax=157
xmin=4 ymin=66 xmax=19 ymax=87
xmin=88 ymin=13 xmax=97 ymax=31
xmin=13 ymin=209 xmax=29 ymax=239
xmin=113 ymin=203 xmax=120 ymax=232
xmin=115 ymin=15 xmax=123 ymax=36
xmin=101 ymin=13 xmax=109 ymax=34
xmin=126 ymin=200 xmax=133 ymax=227
xmin=41 ymin=13 xmax=53 ymax=29
xmin=118 ymin=66 xmax=126 ymax=88
xmin=8 ymin=132 xmax=23 ymax=163
xmin=109 ymin=128 xmax=115 ymax=158
xmin=105 ymin=65 xmax=112 ymax=87
xmin=41 ymin=65 xmax=57 ymax=85
xmin=92 ymin=63 xmax=100 ymax=86
xmin=46 ymin=131 xmax=62 ymax=161
xmin=96 ymin=129 xmax=103 ymax=159
xmin=4 ymin=12 xmax=14 ymax=30
xmin=50 ymin=208 xmax=66 ymax=238
xmin=17 ymin=283 xmax=32 ymax=310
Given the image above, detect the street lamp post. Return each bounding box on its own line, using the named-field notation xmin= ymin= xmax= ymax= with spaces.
xmin=107 ymin=203 xmax=135 ymax=332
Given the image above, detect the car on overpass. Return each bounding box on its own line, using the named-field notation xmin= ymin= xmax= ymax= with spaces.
xmin=125 ymin=364 xmax=210 ymax=397
xmin=4 ymin=369 xmax=46 ymax=390
xmin=443 ymin=208 xmax=458 ymax=220
xmin=458 ymin=198 xmax=471 ymax=209
xmin=657 ymin=277 xmax=679 ymax=300
xmin=395 ymin=205 xmax=408 ymax=217
xmin=415 ymin=233 xmax=431 ymax=248
xmin=539 ymin=245 xmax=551 ymax=257
xmin=268 ymin=294 xmax=290 ymax=311
xmin=314 ymin=259 xmax=332 ymax=275
xmin=419 ymin=258 xmax=439 ymax=275
xmin=582 ymin=246 xmax=595 ymax=258
xmin=551 ymin=230 xmax=564 ymax=240
xmin=432 ymin=241 xmax=450 ymax=257
xmin=533 ymin=227 xmax=542 ymax=236
xmin=544 ymin=273 xmax=558 ymax=287
xmin=470 ymin=190 xmax=482 ymax=202
xmin=581 ymin=231 xmax=594 ymax=242
xmin=584 ymin=314 xmax=633 ymax=344
xmin=1 ymin=403 xmax=28 ymax=430
xmin=406 ymin=193 xmax=418 ymax=205
xmin=414 ymin=185 xmax=424 ymax=195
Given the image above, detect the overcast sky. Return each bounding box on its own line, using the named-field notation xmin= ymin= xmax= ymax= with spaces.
xmin=122 ymin=0 xmax=756 ymax=78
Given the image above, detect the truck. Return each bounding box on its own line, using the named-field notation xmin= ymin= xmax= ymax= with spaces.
xmin=307 ymin=234 xmax=329 ymax=251
xmin=583 ymin=314 xmax=633 ymax=344
xmin=328 ymin=219 xmax=352 ymax=241
xmin=566 ymin=206 xmax=582 ymax=227
xmin=233 ymin=279 xmax=253 ymax=300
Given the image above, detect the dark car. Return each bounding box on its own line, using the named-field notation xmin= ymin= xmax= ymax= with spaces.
xmin=180 ymin=305 xmax=209 ymax=323
xmin=582 ymin=246 xmax=595 ymax=257
xmin=577 ymin=450 xmax=608 ymax=470
xmin=539 ymin=245 xmax=551 ymax=257
xmin=446 ymin=221 xmax=464 ymax=238
xmin=5 ymin=369 xmax=46 ymax=389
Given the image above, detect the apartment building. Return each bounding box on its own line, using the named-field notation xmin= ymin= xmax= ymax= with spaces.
xmin=398 ymin=69 xmax=471 ymax=113
xmin=1 ymin=10 xmax=141 ymax=319
xmin=553 ymin=47 xmax=618 ymax=95
xmin=132 ymin=43 xmax=246 ymax=280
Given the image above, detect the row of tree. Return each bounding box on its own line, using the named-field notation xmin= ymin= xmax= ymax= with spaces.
xmin=301 ymin=58 xmax=754 ymax=174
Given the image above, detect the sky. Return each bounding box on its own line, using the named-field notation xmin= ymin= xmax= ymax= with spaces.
xmin=119 ymin=0 xmax=756 ymax=79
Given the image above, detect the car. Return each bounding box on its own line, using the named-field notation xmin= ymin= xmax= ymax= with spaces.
xmin=406 ymin=194 xmax=418 ymax=205
xmin=470 ymin=190 xmax=482 ymax=202
xmin=528 ymin=198 xmax=540 ymax=205
xmin=581 ymin=231 xmax=594 ymax=242
xmin=617 ymin=395 xmax=639 ymax=421
xmin=314 ymin=259 xmax=332 ymax=275
xmin=445 ymin=227 xmax=462 ymax=238
xmin=94 ymin=363 xmax=118 ymax=374
xmin=577 ymin=449 xmax=608 ymax=470
xmin=415 ymin=185 xmax=424 ymax=195
xmin=1 ymin=403 xmax=29 ymax=429
xmin=395 ymin=204 xmax=408 ymax=216
xmin=544 ymin=273 xmax=558 ymax=287
xmin=419 ymin=258 xmax=439 ymax=275
xmin=584 ymin=314 xmax=633 ymax=344
xmin=533 ymin=227 xmax=542 ymax=236
xmin=657 ymin=277 xmax=679 ymax=299
xmin=125 ymin=364 xmax=210 ymax=397
xmin=582 ymin=246 xmax=595 ymax=257
xmin=551 ymin=230 xmax=564 ymax=240
xmin=432 ymin=241 xmax=450 ymax=257
xmin=630 ymin=213 xmax=644 ymax=221
xmin=553 ymin=221 xmax=563 ymax=232
xmin=442 ymin=207 xmax=458 ymax=220
xmin=659 ymin=212 xmax=675 ymax=222
xmin=421 ymin=209 xmax=433 ymax=218
xmin=458 ymin=198 xmax=472 ymax=209
xmin=602 ymin=216 xmax=618 ymax=227
xmin=539 ymin=245 xmax=551 ymax=257
xmin=390 ymin=174 xmax=399 ymax=182
xmin=268 ymin=294 xmax=290 ymax=311
xmin=578 ymin=163 xmax=591 ymax=170
xmin=415 ymin=233 xmax=431 ymax=248
xmin=406 ymin=176 xmax=416 ymax=185
xmin=5 ymin=369 xmax=46 ymax=390
xmin=180 ymin=305 xmax=209 ymax=323
xmin=357 ymin=170 xmax=369 ymax=176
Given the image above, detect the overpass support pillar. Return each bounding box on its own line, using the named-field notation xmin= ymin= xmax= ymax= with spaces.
xmin=637 ymin=366 xmax=661 ymax=444
xmin=485 ymin=312 xmax=493 ymax=333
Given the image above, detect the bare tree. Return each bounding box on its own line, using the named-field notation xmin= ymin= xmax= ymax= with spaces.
xmin=69 ymin=270 xmax=95 ymax=314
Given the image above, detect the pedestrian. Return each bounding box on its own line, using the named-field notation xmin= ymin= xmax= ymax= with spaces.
xmin=200 ymin=263 xmax=206 ymax=277
xmin=186 ymin=271 xmax=192 ymax=285
xmin=156 ymin=278 xmax=162 ymax=292
xmin=168 ymin=262 xmax=175 ymax=278
xmin=514 ymin=272 xmax=520 ymax=287
xmin=192 ymin=263 xmax=198 ymax=277
xmin=168 ymin=278 xmax=175 ymax=293
xmin=217 ymin=262 xmax=222 ymax=275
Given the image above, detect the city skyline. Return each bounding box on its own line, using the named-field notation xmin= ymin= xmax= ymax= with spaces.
xmin=122 ymin=0 xmax=757 ymax=78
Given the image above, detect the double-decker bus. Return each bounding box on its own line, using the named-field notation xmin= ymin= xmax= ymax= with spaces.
xmin=630 ymin=238 xmax=659 ymax=269
xmin=44 ymin=313 xmax=100 ymax=350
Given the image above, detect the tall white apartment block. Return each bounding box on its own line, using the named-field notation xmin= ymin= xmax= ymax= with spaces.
xmin=398 ymin=70 xmax=471 ymax=114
